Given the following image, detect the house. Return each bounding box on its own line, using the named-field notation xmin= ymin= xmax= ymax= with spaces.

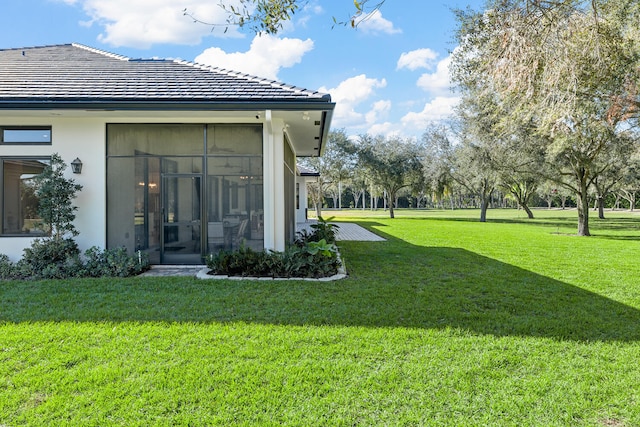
xmin=296 ymin=165 xmax=320 ymax=223
xmin=0 ymin=44 xmax=334 ymax=264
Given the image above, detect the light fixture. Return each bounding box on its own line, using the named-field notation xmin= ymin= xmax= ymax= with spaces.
xmin=302 ymin=111 xmax=310 ymax=121
xmin=71 ymin=158 xmax=83 ymax=174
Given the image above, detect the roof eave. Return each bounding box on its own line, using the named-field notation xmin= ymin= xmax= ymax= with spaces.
xmin=0 ymin=99 xmax=335 ymax=112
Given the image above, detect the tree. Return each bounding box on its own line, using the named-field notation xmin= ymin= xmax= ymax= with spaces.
xmin=591 ymin=132 xmax=636 ymax=218
xmin=421 ymin=126 xmax=457 ymax=210
xmin=33 ymin=153 xmax=83 ymax=241
xmin=348 ymin=167 xmax=370 ymax=209
xmin=449 ymin=138 xmax=500 ymax=222
xmin=616 ymin=145 xmax=640 ymax=211
xmin=299 ymin=129 xmax=355 ymax=215
xmin=185 ymin=0 xmax=387 ymax=35
xmin=355 ymin=135 xmax=422 ymax=219
xmin=452 ymin=0 xmax=640 ymax=235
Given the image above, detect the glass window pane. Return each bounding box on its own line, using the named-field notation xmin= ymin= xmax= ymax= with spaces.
xmin=2 ymin=158 xmax=50 ymax=235
xmin=162 ymin=157 xmax=203 ymax=174
xmin=2 ymin=127 xmax=51 ymax=144
xmin=107 ymin=124 xmax=204 ymax=156
xmin=207 ymin=124 xmax=262 ymax=155
xmin=106 ymin=157 xmax=137 ymax=253
xmin=206 ymin=154 xmax=263 ymax=254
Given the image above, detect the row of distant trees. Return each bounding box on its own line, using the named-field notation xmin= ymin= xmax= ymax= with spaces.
xmin=303 ymin=0 xmax=640 ymax=236
xmin=299 ymin=128 xmax=640 ymax=220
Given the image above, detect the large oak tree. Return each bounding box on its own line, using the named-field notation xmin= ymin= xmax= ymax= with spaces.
xmin=452 ymin=0 xmax=640 ymax=235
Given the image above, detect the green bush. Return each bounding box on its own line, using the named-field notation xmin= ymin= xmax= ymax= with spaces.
xmin=207 ymin=242 xmax=340 ymax=279
xmin=295 ymin=216 xmax=339 ymax=246
xmin=0 ymin=254 xmax=20 ymax=280
xmin=0 ymin=244 xmax=149 ymax=280
xmin=81 ymin=247 xmax=150 ymax=278
xmin=17 ymin=238 xmax=80 ymax=279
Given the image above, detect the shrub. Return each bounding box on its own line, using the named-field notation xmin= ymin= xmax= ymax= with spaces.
xmin=295 ymin=216 xmax=339 ymax=246
xmin=0 ymin=245 xmax=149 ymax=280
xmin=0 ymin=254 xmax=19 ymax=280
xmin=81 ymin=247 xmax=150 ymax=278
xmin=207 ymin=241 xmax=340 ymax=279
xmin=18 ymin=238 xmax=80 ymax=279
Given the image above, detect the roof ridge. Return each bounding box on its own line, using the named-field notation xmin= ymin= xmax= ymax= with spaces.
xmin=0 ymin=43 xmax=74 ymax=52
xmin=71 ymin=43 xmax=129 ymax=61
xmin=174 ymin=58 xmax=328 ymax=98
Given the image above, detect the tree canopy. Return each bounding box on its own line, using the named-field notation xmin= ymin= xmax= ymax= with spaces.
xmin=185 ymin=0 xmax=387 ymax=34
xmin=451 ymin=0 xmax=640 ymax=234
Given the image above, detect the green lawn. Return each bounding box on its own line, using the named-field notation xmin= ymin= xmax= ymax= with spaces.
xmin=2 ymin=208 xmax=640 ymax=426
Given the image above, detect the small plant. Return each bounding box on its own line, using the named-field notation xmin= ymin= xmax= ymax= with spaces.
xmin=0 ymin=246 xmax=150 ymax=280
xmin=81 ymin=247 xmax=150 ymax=278
xmin=18 ymin=238 xmax=81 ymax=279
xmin=207 ymin=241 xmax=340 ymax=279
xmin=305 ymin=239 xmax=337 ymax=257
xmin=0 ymin=254 xmax=19 ymax=280
xmin=33 ymin=153 xmax=83 ymax=241
xmin=295 ymin=216 xmax=339 ymax=246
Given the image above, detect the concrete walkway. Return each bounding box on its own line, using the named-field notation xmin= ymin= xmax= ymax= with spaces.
xmin=296 ymin=221 xmax=386 ymax=242
xmin=141 ymin=222 xmax=384 ymax=277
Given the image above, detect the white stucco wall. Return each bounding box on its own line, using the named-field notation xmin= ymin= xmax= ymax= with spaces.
xmin=0 ymin=111 xmax=289 ymax=261
xmin=262 ymin=111 xmax=286 ymax=252
xmin=296 ymin=175 xmax=314 ymax=224
xmin=0 ymin=116 xmax=106 ymax=261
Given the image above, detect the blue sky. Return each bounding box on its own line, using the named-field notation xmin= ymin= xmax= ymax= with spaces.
xmin=1 ymin=0 xmax=485 ymax=139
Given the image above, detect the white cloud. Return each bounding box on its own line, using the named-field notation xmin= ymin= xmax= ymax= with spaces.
xmin=365 ymin=100 xmax=392 ymax=125
xmin=319 ymin=74 xmax=387 ymax=129
xmin=401 ymin=96 xmax=460 ymax=129
xmin=416 ymin=55 xmax=455 ymax=96
xmin=58 ymin=0 xmax=246 ymax=48
xmin=358 ymin=10 xmax=401 ymax=35
xmin=397 ymin=48 xmax=439 ymax=71
xmin=367 ymin=122 xmax=397 ymax=137
xmin=195 ymin=34 xmax=313 ymax=80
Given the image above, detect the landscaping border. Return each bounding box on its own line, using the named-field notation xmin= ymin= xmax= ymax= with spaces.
xmin=196 ymin=252 xmax=347 ymax=281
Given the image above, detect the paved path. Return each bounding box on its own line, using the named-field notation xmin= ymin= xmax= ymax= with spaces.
xmin=296 ymin=221 xmax=386 ymax=242
xmin=141 ymin=222 xmax=384 ymax=277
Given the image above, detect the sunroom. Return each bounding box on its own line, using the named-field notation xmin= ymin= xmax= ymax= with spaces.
xmin=0 ymin=43 xmax=334 ymax=264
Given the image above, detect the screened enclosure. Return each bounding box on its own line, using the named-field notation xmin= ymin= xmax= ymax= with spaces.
xmin=106 ymin=124 xmax=264 ymax=264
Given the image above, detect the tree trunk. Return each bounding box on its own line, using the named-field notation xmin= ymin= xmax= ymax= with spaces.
xmin=510 ymin=189 xmax=535 ymax=219
xmin=480 ymin=198 xmax=489 ymax=222
xmin=388 ymin=191 xmax=395 ymax=218
xmin=577 ymin=188 xmax=591 ymax=236
xmin=597 ymin=197 xmax=605 ymax=220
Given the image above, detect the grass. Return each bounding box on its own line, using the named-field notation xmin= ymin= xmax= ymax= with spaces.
xmin=2 ymin=208 xmax=640 ymax=426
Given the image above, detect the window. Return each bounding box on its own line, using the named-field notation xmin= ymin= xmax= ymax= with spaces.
xmin=1 ymin=126 xmax=52 ymax=144
xmin=1 ymin=158 xmax=50 ymax=235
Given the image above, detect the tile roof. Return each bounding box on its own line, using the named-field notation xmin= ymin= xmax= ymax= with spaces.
xmin=0 ymin=43 xmax=332 ymax=108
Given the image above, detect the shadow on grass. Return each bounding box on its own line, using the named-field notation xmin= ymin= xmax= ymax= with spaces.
xmin=1 ymin=227 xmax=639 ymax=342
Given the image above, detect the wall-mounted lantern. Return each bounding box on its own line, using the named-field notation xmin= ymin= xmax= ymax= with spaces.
xmin=71 ymin=157 xmax=83 ymax=174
